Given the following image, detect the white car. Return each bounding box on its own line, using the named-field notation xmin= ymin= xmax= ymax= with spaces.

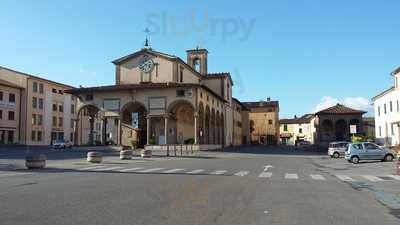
xmin=53 ymin=139 xmax=73 ymax=149
xmin=328 ymin=141 xmax=350 ymax=158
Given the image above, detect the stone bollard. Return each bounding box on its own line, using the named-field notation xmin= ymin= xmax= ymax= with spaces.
xmin=120 ymin=150 xmax=133 ymax=160
xmin=141 ymin=149 xmax=152 ymax=158
xmin=25 ymin=154 xmax=47 ymax=169
xmin=87 ymin=152 xmax=102 ymax=163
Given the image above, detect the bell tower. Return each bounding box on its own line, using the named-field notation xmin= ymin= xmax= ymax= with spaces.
xmin=186 ymin=47 xmax=208 ymax=75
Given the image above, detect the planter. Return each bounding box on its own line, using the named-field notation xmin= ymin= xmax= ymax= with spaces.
xmin=87 ymin=152 xmax=102 ymax=163
xmin=25 ymin=154 xmax=46 ymax=169
xmin=120 ymin=150 xmax=133 ymax=160
xmin=141 ymin=149 xmax=152 ymax=158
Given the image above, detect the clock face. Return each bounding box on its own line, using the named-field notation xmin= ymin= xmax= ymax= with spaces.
xmin=139 ymin=56 xmax=154 ymax=73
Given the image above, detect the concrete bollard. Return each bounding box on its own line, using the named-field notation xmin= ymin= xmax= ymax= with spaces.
xmin=141 ymin=149 xmax=152 ymax=158
xmin=25 ymin=154 xmax=47 ymax=169
xmin=87 ymin=152 xmax=102 ymax=163
xmin=120 ymin=150 xmax=133 ymax=160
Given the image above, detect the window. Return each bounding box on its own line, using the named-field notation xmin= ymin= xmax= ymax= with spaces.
xmin=37 ymin=131 xmax=42 ymax=142
xmin=70 ymin=132 xmax=74 ymax=142
xmin=53 ymin=103 xmax=57 ymax=111
xmin=38 ymin=115 xmax=43 ymax=125
xmin=179 ymin=67 xmax=184 ymax=82
xmin=58 ymin=117 xmax=63 ymax=127
xmin=299 ymin=128 xmax=303 ymax=133
xmin=391 ymin=124 xmax=395 ymax=135
xmin=284 ymin=124 xmax=288 ymax=131
xmin=39 ymin=83 xmax=44 ymax=94
xmin=33 ymin=82 xmax=38 ymax=92
xmin=58 ymin=90 xmax=63 ymax=94
xmin=8 ymin=111 xmax=14 ymax=120
xmin=352 ymin=143 xmax=363 ymax=150
xmin=0 ymin=110 xmax=2 ymax=119
xmin=70 ymin=120 xmax=74 ymax=129
xmin=39 ymin=98 xmax=44 ymax=109
xmin=268 ymin=120 xmax=273 ymax=125
xmin=0 ymin=91 xmax=3 ymax=101
xmin=9 ymin=93 xmax=15 ymax=103
xmin=59 ymin=104 xmax=63 ymax=112
xmin=58 ymin=132 xmax=64 ymax=140
xmin=384 ymin=104 xmax=387 ymax=114
xmin=85 ymin=94 xmax=93 ymax=101
xmin=379 ymin=126 xmax=382 ymax=136
xmin=52 ymin=116 xmax=57 ymax=127
xmin=176 ymin=89 xmax=185 ymax=97
xmin=32 ymin=97 xmax=37 ymax=108
xmin=378 ymin=106 xmax=381 ymax=116
xmin=390 ymin=101 xmax=393 ymax=112
xmin=52 ymin=88 xmax=57 ymax=93
xmin=32 ymin=114 xmax=37 ymax=125
xmin=71 ymin=104 xmax=75 ymax=114
xmin=7 ymin=131 xmax=14 ymax=143
xmin=31 ymin=131 xmax=36 ymax=141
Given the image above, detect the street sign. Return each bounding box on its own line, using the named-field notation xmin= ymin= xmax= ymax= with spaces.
xmin=350 ymin=125 xmax=357 ymax=134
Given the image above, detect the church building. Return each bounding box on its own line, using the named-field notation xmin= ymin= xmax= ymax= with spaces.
xmin=66 ymin=44 xmax=249 ymax=150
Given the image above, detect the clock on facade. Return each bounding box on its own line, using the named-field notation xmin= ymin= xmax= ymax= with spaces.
xmin=138 ymin=56 xmax=154 ymax=73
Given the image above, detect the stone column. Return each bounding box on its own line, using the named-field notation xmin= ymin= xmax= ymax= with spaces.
xmin=89 ymin=116 xmax=95 ymax=146
xmin=118 ymin=118 xmax=122 ymax=146
xmin=194 ymin=113 xmax=198 ymax=144
xmin=146 ymin=116 xmax=151 ymax=145
xmin=74 ymin=119 xmax=79 ymax=146
xmin=102 ymin=118 xmax=107 ymax=145
xmin=164 ymin=116 xmax=168 ymax=145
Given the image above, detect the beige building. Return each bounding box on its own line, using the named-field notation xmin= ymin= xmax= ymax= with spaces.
xmin=0 ymin=66 xmax=77 ymax=145
xmin=279 ymin=114 xmax=314 ymax=145
xmin=232 ymin=98 xmax=250 ymax=146
xmin=66 ymin=46 xmax=250 ymax=149
xmin=243 ymin=99 xmax=280 ymax=145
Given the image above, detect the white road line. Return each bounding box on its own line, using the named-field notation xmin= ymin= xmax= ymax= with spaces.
xmin=162 ymin=168 xmax=185 ymax=173
xmin=386 ymin=175 xmax=400 ymax=181
xmin=117 ymin=167 xmax=144 ymax=172
xmin=336 ymin=175 xmax=354 ymax=182
xmin=234 ymin=171 xmax=249 ymax=177
xmin=78 ymin=166 xmax=106 ymax=171
xmin=285 ymin=173 xmax=298 ymax=179
xmin=92 ymin=166 xmax=125 ymax=171
xmin=186 ymin=169 xmax=204 ymax=174
xmin=137 ymin=168 xmax=165 ymax=173
xmin=0 ymin=172 xmax=32 ymax=178
xmin=310 ymin=174 xmax=326 ymax=180
xmin=362 ymin=175 xmax=384 ymax=182
xmin=258 ymin=172 xmax=272 ymax=178
xmin=210 ymin=170 xmax=227 ymax=175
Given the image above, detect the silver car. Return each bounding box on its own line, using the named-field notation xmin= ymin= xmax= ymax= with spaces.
xmin=345 ymin=142 xmax=395 ymax=164
xmin=328 ymin=141 xmax=350 ymax=158
xmin=53 ymin=139 xmax=73 ymax=149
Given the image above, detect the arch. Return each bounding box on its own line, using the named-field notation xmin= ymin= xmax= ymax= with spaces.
xmin=216 ymin=111 xmax=220 ymax=144
xmin=220 ymin=113 xmax=225 ymax=146
xmin=211 ymin=108 xmax=216 ymax=144
xmin=120 ymin=101 xmax=148 ymax=148
xmin=167 ymin=99 xmax=195 ymax=113
xmin=77 ymin=104 xmax=101 ymax=117
xmin=335 ymin=119 xmax=348 ymax=141
xmin=321 ymin=119 xmax=334 ymax=141
xmin=76 ymin=104 xmax=104 ymax=146
xmin=168 ymin=100 xmax=195 ymax=144
xmin=205 ymin=105 xmax=211 ymax=144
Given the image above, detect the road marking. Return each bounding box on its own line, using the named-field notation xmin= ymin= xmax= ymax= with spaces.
xmin=78 ymin=166 xmax=106 ymax=171
xmin=117 ymin=167 xmax=144 ymax=172
xmin=186 ymin=169 xmax=204 ymax=174
xmin=336 ymin=175 xmax=354 ymax=182
xmin=210 ymin=170 xmax=227 ymax=175
xmin=362 ymin=175 xmax=384 ymax=182
xmin=137 ymin=168 xmax=165 ymax=173
xmin=162 ymin=168 xmax=185 ymax=173
xmin=234 ymin=171 xmax=249 ymax=176
xmin=92 ymin=166 xmax=124 ymax=171
xmin=285 ymin=173 xmax=298 ymax=179
xmin=263 ymin=165 xmax=274 ymax=171
xmin=310 ymin=174 xmax=326 ymax=180
xmin=258 ymin=172 xmax=272 ymax=178
xmin=386 ymin=175 xmax=400 ymax=181
xmin=0 ymin=172 xmax=32 ymax=178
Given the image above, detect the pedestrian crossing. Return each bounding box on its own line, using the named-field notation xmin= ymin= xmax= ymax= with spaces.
xmin=0 ymin=171 xmax=32 ymax=178
xmin=70 ymin=165 xmax=400 ymax=183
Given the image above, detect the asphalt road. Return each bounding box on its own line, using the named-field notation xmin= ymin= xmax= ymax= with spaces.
xmin=0 ymin=145 xmax=399 ymax=225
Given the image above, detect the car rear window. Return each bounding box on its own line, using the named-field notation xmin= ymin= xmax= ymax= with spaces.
xmin=352 ymin=144 xmax=363 ymax=150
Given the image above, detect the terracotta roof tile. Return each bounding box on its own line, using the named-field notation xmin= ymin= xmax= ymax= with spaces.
xmin=316 ymin=104 xmax=366 ymax=115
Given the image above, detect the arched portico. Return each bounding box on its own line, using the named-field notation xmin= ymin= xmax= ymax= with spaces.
xmin=167 ymin=100 xmax=195 ymax=144
xmin=75 ymin=104 xmax=103 ymax=146
xmin=120 ymin=101 xmax=148 ymax=148
xmin=335 ymin=119 xmax=348 ymax=141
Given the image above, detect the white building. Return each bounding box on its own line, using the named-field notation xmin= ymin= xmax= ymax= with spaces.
xmin=372 ymin=67 xmax=400 ymax=146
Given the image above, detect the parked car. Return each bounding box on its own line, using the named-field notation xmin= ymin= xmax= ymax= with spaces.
xmin=296 ymin=140 xmax=311 ymax=148
xmin=328 ymin=141 xmax=350 ymax=158
xmin=53 ymin=139 xmax=73 ymax=149
xmin=345 ymin=142 xmax=395 ymax=164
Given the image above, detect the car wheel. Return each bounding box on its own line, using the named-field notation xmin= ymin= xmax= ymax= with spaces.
xmin=333 ymin=152 xmax=340 ymax=158
xmin=351 ymin=156 xmax=359 ymax=164
xmin=384 ymin=154 xmax=394 ymax=162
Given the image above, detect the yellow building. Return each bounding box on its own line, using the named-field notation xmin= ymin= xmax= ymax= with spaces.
xmin=279 ymin=114 xmax=314 ymax=145
xmin=243 ymin=99 xmax=280 ymax=145
xmin=0 ymin=66 xmax=77 ymax=145
xmin=0 ymin=79 xmax=22 ymax=144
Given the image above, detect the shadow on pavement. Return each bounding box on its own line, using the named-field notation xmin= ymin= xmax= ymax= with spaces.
xmin=213 ymin=145 xmax=328 ymax=156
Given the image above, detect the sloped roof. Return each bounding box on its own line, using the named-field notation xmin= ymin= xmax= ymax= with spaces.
xmin=204 ymin=72 xmax=234 ymax=85
xmin=280 ymin=114 xmax=314 ymax=124
xmin=315 ymin=104 xmax=366 ymax=115
xmin=0 ymin=78 xmax=24 ymax=89
xmin=371 ymin=86 xmax=395 ymax=101
xmin=391 ymin=66 xmax=400 ymax=75
xmin=112 ymin=48 xmax=177 ymax=64
xmin=242 ymin=101 xmax=279 ymax=108
xmin=232 ymin=97 xmax=250 ymax=111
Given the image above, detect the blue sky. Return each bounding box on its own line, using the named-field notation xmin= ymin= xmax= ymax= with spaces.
xmin=1 ymin=0 xmax=399 ymax=118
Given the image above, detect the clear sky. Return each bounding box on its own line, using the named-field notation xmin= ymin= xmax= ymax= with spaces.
xmin=1 ymin=0 xmax=399 ymax=118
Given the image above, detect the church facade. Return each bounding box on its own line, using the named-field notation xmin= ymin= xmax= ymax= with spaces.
xmin=66 ymin=46 xmax=249 ymax=150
